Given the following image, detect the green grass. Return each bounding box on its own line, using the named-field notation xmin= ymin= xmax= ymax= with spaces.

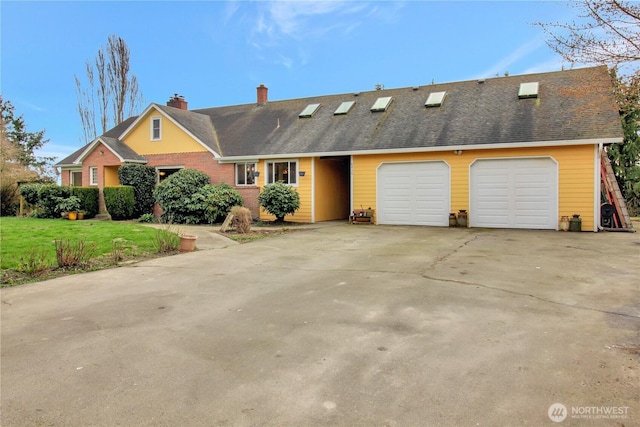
xmin=1 ymin=217 xmax=165 ymax=274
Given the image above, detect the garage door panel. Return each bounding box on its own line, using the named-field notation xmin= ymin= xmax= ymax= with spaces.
xmin=470 ymin=158 xmax=557 ymax=229
xmin=378 ymin=162 xmax=450 ymax=226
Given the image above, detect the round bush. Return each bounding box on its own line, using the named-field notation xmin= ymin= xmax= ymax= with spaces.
xmin=154 ymin=169 xmax=211 ymax=223
xmin=258 ymin=181 xmax=300 ymax=222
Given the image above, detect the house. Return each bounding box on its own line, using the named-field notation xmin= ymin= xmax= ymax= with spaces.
xmin=56 ymin=66 xmax=623 ymax=231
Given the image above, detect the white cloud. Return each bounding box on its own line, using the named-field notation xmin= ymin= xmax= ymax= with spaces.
xmin=478 ymin=38 xmax=547 ymax=78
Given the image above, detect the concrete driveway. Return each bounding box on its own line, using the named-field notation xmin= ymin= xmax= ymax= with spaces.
xmin=2 ymin=223 xmax=639 ymax=426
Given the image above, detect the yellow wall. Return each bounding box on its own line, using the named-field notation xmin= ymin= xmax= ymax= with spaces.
xmin=104 ymin=166 xmax=120 ymax=187
xmin=124 ymin=109 xmax=207 ymax=155
xmin=314 ymin=157 xmax=350 ymax=221
xmin=258 ymin=158 xmax=313 ymax=223
xmin=353 ymin=145 xmax=597 ymax=230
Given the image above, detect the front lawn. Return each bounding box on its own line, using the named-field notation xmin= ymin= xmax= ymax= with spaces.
xmin=0 ymin=217 xmax=176 ymax=286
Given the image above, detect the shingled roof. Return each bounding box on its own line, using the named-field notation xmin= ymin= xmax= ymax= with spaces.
xmin=56 ymin=66 xmax=623 ymax=167
xmin=195 ymin=65 xmax=622 ymax=158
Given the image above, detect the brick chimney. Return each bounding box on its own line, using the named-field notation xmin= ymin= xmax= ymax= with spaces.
xmin=257 ymin=84 xmax=268 ymax=106
xmin=167 ymin=94 xmax=188 ymax=110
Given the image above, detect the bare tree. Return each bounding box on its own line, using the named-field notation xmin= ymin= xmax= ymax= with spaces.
xmin=75 ymin=35 xmax=144 ymax=144
xmin=536 ymin=0 xmax=639 ymax=73
xmin=536 ymin=1 xmax=640 ymax=216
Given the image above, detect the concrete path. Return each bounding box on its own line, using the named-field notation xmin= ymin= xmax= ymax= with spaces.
xmin=2 ymin=224 xmax=639 ymax=426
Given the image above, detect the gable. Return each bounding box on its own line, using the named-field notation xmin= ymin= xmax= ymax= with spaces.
xmin=122 ymin=106 xmax=212 ymax=155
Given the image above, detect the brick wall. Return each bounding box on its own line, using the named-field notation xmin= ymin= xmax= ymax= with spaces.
xmin=83 ymin=143 xmax=122 ymax=212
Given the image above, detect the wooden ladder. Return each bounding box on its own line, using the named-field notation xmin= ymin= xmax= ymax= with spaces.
xmin=600 ymin=150 xmax=633 ymax=229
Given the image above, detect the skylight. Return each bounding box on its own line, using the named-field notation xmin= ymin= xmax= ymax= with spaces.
xmin=299 ymin=103 xmax=321 ymax=118
xmin=371 ymin=96 xmax=392 ymax=112
xmin=425 ymin=91 xmax=446 ymax=107
xmin=518 ymin=82 xmax=539 ymax=99
xmin=334 ymin=101 xmax=355 ymax=115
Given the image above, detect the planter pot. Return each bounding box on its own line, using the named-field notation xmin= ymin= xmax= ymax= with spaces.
xmin=68 ymin=212 xmax=78 ymax=221
xmin=61 ymin=212 xmax=69 ymax=219
xmin=179 ymin=234 xmax=197 ymax=252
xmin=77 ymin=211 xmax=85 ymax=220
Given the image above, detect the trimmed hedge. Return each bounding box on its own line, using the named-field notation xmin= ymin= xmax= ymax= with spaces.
xmin=103 ymin=186 xmax=135 ymax=220
xmin=71 ymin=187 xmax=99 ymax=218
xmin=118 ymin=164 xmax=157 ymax=218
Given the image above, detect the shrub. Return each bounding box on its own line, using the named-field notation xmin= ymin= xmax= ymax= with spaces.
xmin=17 ymin=248 xmax=50 ymax=276
xmin=201 ymin=183 xmax=244 ymax=224
xmin=71 ymin=187 xmax=99 ymax=218
xmin=231 ymin=206 xmax=252 ymax=233
xmin=38 ymin=184 xmax=71 ymax=218
xmin=19 ymin=183 xmax=43 ymax=205
xmin=258 ymin=181 xmax=300 ymax=222
xmin=54 ymin=239 xmax=96 ymax=269
xmin=154 ymin=169 xmax=211 ymax=223
xmin=118 ymin=164 xmax=157 ymax=217
xmin=103 ymin=186 xmax=135 ymax=220
xmin=57 ymin=196 xmax=81 ymax=213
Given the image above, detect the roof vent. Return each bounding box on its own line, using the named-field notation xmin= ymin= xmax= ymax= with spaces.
xmin=371 ymin=96 xmax=392 ymax=112
xmin=518 ymin=82 xmax=539 ymax=99
xmin=299 ymin=103 xmax=321 ymax=118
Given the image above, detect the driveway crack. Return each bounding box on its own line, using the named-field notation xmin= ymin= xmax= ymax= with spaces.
xmin=421 ymin=273 xmax=640 ymax=320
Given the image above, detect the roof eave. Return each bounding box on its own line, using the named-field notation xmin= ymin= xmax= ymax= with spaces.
xmin=217 ymin=137 xmax=623 ymax=162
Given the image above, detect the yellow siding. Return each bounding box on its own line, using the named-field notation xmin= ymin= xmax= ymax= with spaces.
xmin=258 ymin=158 xmax=313 ymax=223
xmin=124 ymin=109 xmax=207 ymax=155
xmin=353 ymin=145 xmax=596 ymax=230
xmin=104 ymin=166 xmax=120 ymax=187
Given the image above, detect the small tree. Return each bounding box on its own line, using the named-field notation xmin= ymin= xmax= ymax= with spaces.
xmin=118 ymin=164 xmax=157 ymax=218
xmin=258 ymin=181 xmax=300 ymax=223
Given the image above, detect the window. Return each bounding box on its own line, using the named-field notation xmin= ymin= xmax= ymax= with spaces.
xmin=236 ymin=162 xmax=257 ymax=186
xmin=425 ymin=91 xmax=446 ymax=107
xmin=90 ymin=167 xmax=98 ymax=186
xmin=266 ymin=160 xmax=297 ymax=185
xmin=334 ymin=101 xmax=355 ymax=115
xmin=156 ymin=167 xmax=182 ymax=183
xmin=518 ymin=82 xmax=539 ymax=99
xmin=151 ymin=116 xmax=162 ymax=140
xmin=71 ymin=171 xmax=82 ymax=186
xmin=371 ymin=96 xmax=392 ymax=112
xmin=299 ymin=103 xmax=321 ymax=118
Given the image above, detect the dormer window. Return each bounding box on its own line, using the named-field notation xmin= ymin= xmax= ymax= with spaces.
xmin=151 ymin=116 xmax=162 ymax=140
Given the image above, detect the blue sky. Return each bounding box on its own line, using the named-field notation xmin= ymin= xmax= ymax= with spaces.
xmin=1 ymin=1 xmax=575 ymax=163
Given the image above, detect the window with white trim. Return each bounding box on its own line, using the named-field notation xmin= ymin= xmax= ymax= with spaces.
xmin=151 ymin=116 xmax=162 ymax=140
xmin=89 ymin=167 xmax=98 ymax=186
xmin=266 ymin=160 xmax=297 ymax=185
xmin=236 ymin=162 xmax=257 ymax=186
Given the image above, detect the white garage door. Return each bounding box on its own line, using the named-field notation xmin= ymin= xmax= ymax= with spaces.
xmin=470 ymin=158 xmax=557 ymax=229
xmin=377 ymin=161 xmax=450 ymax=226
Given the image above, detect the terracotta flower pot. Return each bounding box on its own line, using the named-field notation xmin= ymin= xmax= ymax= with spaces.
xmin=179 ymin=234 xmax=197 ymax=252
